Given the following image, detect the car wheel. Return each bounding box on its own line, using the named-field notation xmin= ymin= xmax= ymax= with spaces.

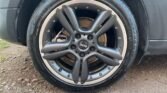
xmin=27 ymin=0 xmax=138 ymax=91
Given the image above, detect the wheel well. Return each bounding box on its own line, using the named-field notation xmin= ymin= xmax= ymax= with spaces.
xmin=16 ymin=0 xmax=41 ymax=45
xmin=16 ymin=0 xmax=149 ymax=61
xmin=124 ymin=0 xmax=149 ymax=63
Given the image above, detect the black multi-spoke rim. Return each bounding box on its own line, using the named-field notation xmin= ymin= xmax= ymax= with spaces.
xmin=39 ymin=1 xmax=127 ymax=85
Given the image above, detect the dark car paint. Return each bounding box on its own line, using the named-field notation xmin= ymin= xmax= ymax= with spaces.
xmin=0 ymin=0 xmax=167 ymax=56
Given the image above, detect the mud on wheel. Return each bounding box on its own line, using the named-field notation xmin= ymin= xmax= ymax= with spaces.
xmin=27 ymin=0 xmax=138 ymax=91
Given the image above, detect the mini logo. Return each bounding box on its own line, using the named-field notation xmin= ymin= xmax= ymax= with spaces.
xmin=79 ymin=40 xmax=88 ymax=50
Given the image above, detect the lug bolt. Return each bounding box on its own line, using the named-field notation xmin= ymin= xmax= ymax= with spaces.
xmin=71 ymin=45 xmax=76 ymax=49
xmin=75 ymin=33 xmax=81 ymax=39
xmin=80 ymin=52 xmax=85 ymax=57
xmin=88 ymin=35 xmax=93 ymax=40
xmin=90 ymin=46 xmax=96 ymax=51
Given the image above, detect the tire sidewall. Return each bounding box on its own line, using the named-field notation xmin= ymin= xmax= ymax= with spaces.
xmin=27 ymin=0 xmax=138 ymax=91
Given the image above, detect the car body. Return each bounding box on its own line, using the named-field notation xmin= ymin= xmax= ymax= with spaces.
xmin=1 ymin=0 xmax=167 ymax=55
xmin=0 ymin=0 xmax=167 ymax=91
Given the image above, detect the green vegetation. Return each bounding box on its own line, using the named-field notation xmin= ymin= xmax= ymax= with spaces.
xmin=0 ymin=56 xmax=6 ymax=62
xmin=0 ymin=39 xmax=10 ymax=62
xmin=0 ymin=39 xmax=10 ymax=50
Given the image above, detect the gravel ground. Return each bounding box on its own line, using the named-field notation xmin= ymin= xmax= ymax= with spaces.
xmin=0 ymin=44 xmax=167 ymax=93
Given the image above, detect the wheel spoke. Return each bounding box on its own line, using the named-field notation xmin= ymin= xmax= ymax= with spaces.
xmin=72 ymin=59 xmax=81 ymax=83
xmin=79 ymin=53 xmax=98 ymax=83
xmin=97 ymin=46 xmax=122 ymax=60
xmin=41 ymin=42 xmax=70 ymax=53
xmin=96 ymin=53 xmax=120 ymax=66
xmin=63 ymin=5 xmax=80 ymax=31
xmin=81 ymin=57 xmax=89 ymax=84
xmin=43 ymin=50 xmax=70 ymax=60
xmin=89 ymin=11 xmax=111 ymax=33
xmin=56 ymin=9 xmax=74 ymax=34
xmin=96 ymin=15 xmax=116 ymax=37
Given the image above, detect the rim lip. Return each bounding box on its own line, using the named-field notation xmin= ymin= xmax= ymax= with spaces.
xmin=39 ymin=0 xmax=127 ymax=86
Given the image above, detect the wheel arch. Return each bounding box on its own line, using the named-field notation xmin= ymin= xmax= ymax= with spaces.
xmin=16 ymin=0 xmax=42 ymax=45
xmin=124 ymin=0 xmax=149 ymax=63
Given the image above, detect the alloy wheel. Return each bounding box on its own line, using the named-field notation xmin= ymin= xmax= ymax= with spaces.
xmin=39 ymin=0 xmax=127 ymax=85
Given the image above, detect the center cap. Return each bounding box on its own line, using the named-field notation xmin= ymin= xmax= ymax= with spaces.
xmin=79 ymin=40 xmax=89 ymax=50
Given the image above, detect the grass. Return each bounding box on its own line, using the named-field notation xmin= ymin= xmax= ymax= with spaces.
xmin=0 ymin=39 xmax=10 ymax=50
xmin=0 ymin=56 xmax=6 ymax=62
xmin=0 ymin=39 xmax=10 ymax=62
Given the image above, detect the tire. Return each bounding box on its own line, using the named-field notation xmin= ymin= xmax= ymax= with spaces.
xmin=27 ymin=0 xmax=138 ymax=92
